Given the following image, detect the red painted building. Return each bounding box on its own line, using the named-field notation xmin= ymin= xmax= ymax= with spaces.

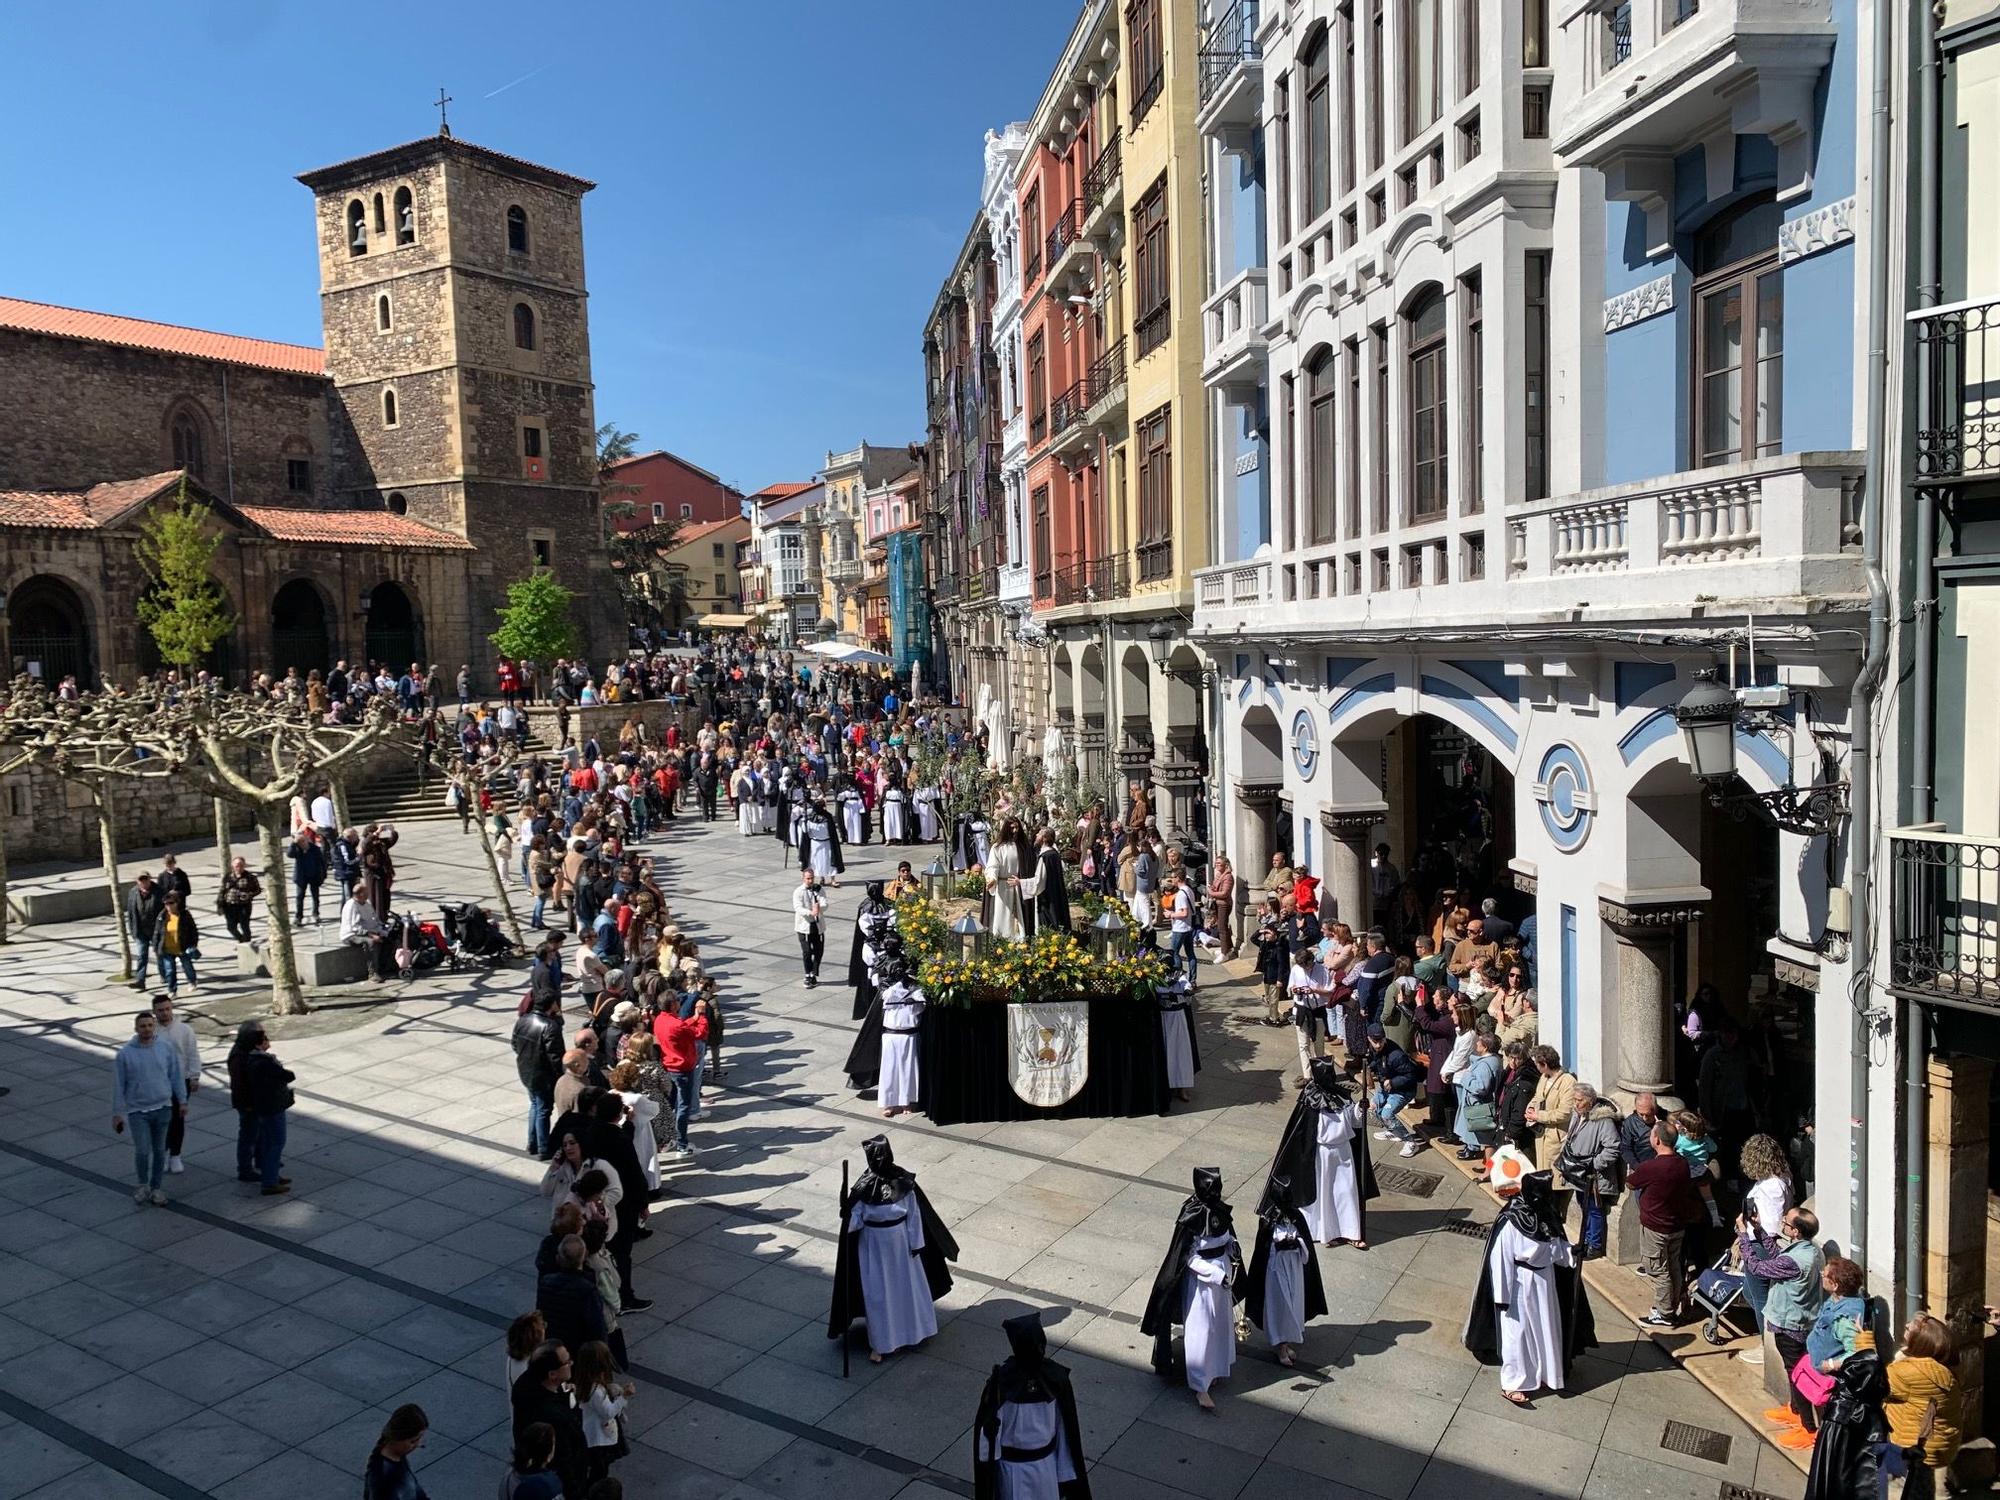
xmin=603 ymin=450 xmax=744 ymax=533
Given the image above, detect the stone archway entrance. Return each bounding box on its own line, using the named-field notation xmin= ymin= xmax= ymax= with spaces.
xmin=364 ymin=581 xmax=422 ymax=671
xmin=8 ymin=575 xmax=94 ymax=686
xmin=271 ymin=579 xmax=331 ymax=678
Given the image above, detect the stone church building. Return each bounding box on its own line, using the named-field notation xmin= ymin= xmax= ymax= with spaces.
xmin=0 ymin=131 xmax=619 ymax=686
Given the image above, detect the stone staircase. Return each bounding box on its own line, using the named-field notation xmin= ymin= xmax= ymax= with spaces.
xmin=344 ymin=713 xmax=564 ymax=827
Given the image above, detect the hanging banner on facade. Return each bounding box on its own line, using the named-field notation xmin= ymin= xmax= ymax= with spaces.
xmin=1008 ymin=1000 xmax=1090 ymax=1108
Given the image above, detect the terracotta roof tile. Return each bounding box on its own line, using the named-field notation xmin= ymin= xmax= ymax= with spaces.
xmin=0 ymin=296 xmax=326 ymax=377
xmin=236 ymin=506 xmax=475 ymax=551
xmin=0 ymin=489 xmax=97 ymax=529
xmin=671 ymin=517 xmax=748 ymax=546
xmin=81 ymin=472 xmax=185 ymax=523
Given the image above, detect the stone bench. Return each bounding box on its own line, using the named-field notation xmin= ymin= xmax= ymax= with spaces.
xmin=299 ymin=941 xmax=371 ymax=986
xmin=17 ymin=886 xmax=115 ymax=925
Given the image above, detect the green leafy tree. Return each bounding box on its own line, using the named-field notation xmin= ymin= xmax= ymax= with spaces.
xmin=596 ymin=423 xmax=640 ymax=469
xmin=135 ymin=483 xmax=234 ymax=669
xmin=491 ymin=571 xmax=578 ymax=663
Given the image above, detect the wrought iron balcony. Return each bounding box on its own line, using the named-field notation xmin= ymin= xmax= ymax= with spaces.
xmin=1890 ymin=829 xmax=2000 ymax=1008
xmin=1197 ymin=0 xmax=1262 ymax=128
xmin=1048 ymin=377 xmax=1091 ymax=458
xmin=1045 ymin=199 xmax=1090 ymax=295
xmin=1049 ymin=554 xmax=1129 ymax=607
xmin=1083 ymin=130 xmax=1122 ymax=212
xmin=1915 ymin=296 xmax=2000 ymax=481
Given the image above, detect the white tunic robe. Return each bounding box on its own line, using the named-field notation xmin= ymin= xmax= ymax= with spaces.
xmin=1180 ymin=1231 xmax=1238 ymax=1393
xmin=878 ymin=980 xmax=925 ymax=1109
xmin=734 ymin=774 xmax=759 ymax=836
xmin=1481 ymin=1220 xmax=1575 ymax=1393
xmin=969 ymin=819 xmax=992 ymax=868
xmin=985 ymin=841 xmax=1042 ymax=944
xmin=914 ymin=788 xmax=940 ymax=842
xmin=1260 ymin=1221 xmax=1310 ymax=1346
xmin=1159 ymin=983 xmax=1196 ymax=1089
xmin=974 ymin=1395 xmax=1079 ymax=1500
xmin=803 ymin=817 xmax=839 ymax=882
xmin=841 ymin=791 xmax=866 ymax=844
xmin=883 ymin=789 xmax=909 ymax=842
xmin=1302 ymin=1101 xmax=1365 ymax=1244
xmin=847 ymin=1190 xmax=937 ymax=1355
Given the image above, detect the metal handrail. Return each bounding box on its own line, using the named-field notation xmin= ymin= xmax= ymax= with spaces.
xmin=1083 ymin=131 xmax=1121 ymax=207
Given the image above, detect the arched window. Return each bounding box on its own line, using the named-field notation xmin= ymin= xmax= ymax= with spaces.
xmin=377 ymin=294 xmax=392 ymax=332
xmin=372 ymin=193 xmax=386 ymax=235
xmin=1302 ymin=26 xmax=1332 ymax=224
xmin=513 ymin=302 xmax=537 ymax=351
xmin=1307 ymin=347 xmax=1337 ymax=544
xmin=385 ymin=491 xmax=408 ymax=515
xmin=394 ymin=186 xmax=415 ymax=245
xmin=170 ymin=410 xmax=206 ymax=479
xmin=507 ymin=205 xmax=530 ymax=254
xmin=382 ymin=389 xmax=398 ymax=428
xmin=347 ymin=200 xmax=367 ymax=255
xmin=1406 ymin=287 xmax=1449 ymax=521
xmin=1693 ymin=192 xmax=1783 ymax=467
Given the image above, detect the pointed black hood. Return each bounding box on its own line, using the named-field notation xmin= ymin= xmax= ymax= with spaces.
xmin=853 ymin=1133 xmax=916 ymax=1204
xmin=1189 ymin=1167 xmax=1232 ymax=1236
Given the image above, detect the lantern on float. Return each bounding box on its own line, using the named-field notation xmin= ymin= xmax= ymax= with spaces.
xmin=923 ymin=857 xmax=951 ymax=902
xmin=949 ymin=911 xmax=989 ymax=961
xmin=1088 ymin=905 xmax=1129 ymax=962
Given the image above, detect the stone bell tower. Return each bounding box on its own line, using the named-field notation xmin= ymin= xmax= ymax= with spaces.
xmin=298 ymin=131 xmax=621 ymax=671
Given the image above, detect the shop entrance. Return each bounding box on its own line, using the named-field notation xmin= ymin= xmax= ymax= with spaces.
xmin=1380 ymin=715 xmax=1519 ymax=941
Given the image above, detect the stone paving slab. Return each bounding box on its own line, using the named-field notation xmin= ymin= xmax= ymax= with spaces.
xmin=0 ymin=814 xmax=1801 ymax=1500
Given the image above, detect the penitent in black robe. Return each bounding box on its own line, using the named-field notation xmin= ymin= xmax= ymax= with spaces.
xmin=1139 ymin=1168 xmax=1244 ymax=1378
xmin=972 ymin=1314 xmax=1092 ymax=1500
xmin=1033 ymin=847 xmax=1072 ymax=938
xmin=828 ymin=1138 xmax=959 ymax=1345
xmin=1462 ymin=1171 xmax=1597 ymax=1375
xmin=1242 ymin=1199 xmax=1328 ymax=1337
xmin=1265 ymin=1061 xmax=1380 ymax=1242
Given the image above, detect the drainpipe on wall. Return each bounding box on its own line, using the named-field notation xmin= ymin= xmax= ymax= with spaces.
xmin=1902 ymin=0 xmax=1943 ymax=1330
xmin=219 ymin=367 xmax=235 ymax=503
xmin=1846 ymin=0 xmax=1901 ymax=1285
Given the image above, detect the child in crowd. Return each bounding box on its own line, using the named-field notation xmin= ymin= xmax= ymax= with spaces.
xmin=1672 ymin=1109 xmax=1726 ymax=1227
xmin=573 ymin=1340 xmax=632 ymax=1486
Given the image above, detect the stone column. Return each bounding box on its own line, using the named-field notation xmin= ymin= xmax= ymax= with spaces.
xmin=1154 ymin=729 xmax=1205 ymax=840
xmin=1114 ymin=726 xmax=1155 ymax=821
xmin=1928 ymin=1053 xmax=1993 ymax=1458
xmin=1320 ymin=807 xmax=1386 ymax=931
xmin=1234 ymin=784 xmax=1279 ymax=941
xmin=1599 ymin=897 xmax=1701 ymax=1099
xmin=1076 ymin=714 xmax=1107 ymax=796
xmin=1599 ymin=895 xmax=1702 ymax=1267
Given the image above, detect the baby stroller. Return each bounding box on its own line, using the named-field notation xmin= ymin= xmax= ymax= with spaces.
xmin=389 ymin=913 xmax=447 ymax=982
xmin=1692 ymin=1248 xmax=1756 ymax=1345
xmin=440 ymin=901 xmax=514 ymax=966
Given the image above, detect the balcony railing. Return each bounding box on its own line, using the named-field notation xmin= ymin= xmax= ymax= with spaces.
xmin=1195 ymin=560 xmax=1273 ymax=608
xmin=1915 ymin=296 xmax=2000 ymax=481
xmin=1604 ymin=3 xmax=1633 ymax=66
xmin=1046 ymin=199 xmax=1082 ymax=268
xmin=1086 ymin=338 xmax=1127 ymax=407
xmin=1083 ymin=130 xmax=1122 ymax=208
xmin=1203 ymin=268 xmax=1268 ymax=383
xmin=1050 ymin=554 xmax=1130 ymax=606
xmin=1891 ymin=829 xmax=2000 ymax=1007
xmin=1133 ymin=67 xmax=1164 ymax=127
xmin=1668 ymin=0 xmax=1700 ymax=26
xmin=1024 ymin=246 xmax=1042 ymax=291
xmin=1136 ymin=301 xmax=1171 ymax=359
xmin=1050 ymin=378 xmax=1088 ymax=437
xmin=1198 ymin=0 xmax=1262 ymax=106
xmin=1030 ymin=408 xmax=1048 ymax=445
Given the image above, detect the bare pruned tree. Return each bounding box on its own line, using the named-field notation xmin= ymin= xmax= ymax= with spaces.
xmin=1 ymin=680 xmax=401 ymax=1013
xmin=422 ymin=715 xmax=528 ymax=950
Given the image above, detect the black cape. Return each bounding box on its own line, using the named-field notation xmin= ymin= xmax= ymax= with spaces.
xmin=1461 ymin=1181 xmax=1597 ymax=1380
xmin=1803 ymin=1342 xmax=1890 ymax=1500
xmin=1265 ymin=1078 xmax=1379 ymax=1242
xmin=1139 ymin=1177 xmax=1244 ymax=1377
xmin=844 ymin=993 xmax=884 ymax=1091
xmin=972 ymin=1317 xmax=1091 ymax=1500
xmin=828 ymin=1160 xmax=958 ymax=1343
xmin=798 ymin=812 xmax=846 ymax=874
xmin=1034 ymin=847 xmax=1072 ymax=937
xmin=951 ymin=815 xmax=976 ymax=871
xmin=1243 ymin=1207 xmax=1328 ymax=1336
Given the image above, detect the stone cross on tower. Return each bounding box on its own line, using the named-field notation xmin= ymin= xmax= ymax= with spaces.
xmin=434 ymin=87 xmax=453 ymax=138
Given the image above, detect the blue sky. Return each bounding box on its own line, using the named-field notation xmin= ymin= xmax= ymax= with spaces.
xmin=0 ymin=0 xmax=1081 ymax=492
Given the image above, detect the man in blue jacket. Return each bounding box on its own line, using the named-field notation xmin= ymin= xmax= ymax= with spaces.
xmin=1364 ymin=1024 xmax=1426 ymax=1158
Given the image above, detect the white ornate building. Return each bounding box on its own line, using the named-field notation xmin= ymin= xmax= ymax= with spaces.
xmin=1194 ymin=0 xmax=1886 ymax=1266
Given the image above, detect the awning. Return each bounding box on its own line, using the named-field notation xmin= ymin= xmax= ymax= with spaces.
xmin=696 ymin=612 xmax=753 ymax=628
